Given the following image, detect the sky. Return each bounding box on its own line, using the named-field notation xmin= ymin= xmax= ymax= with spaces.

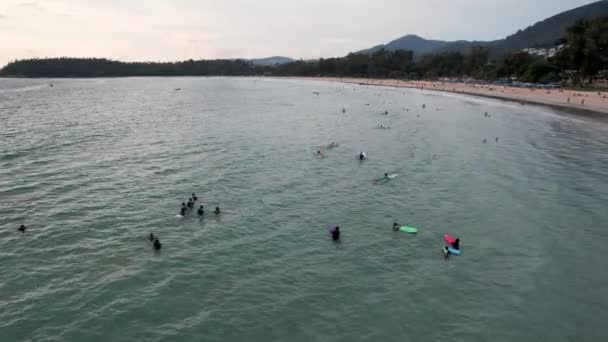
xmin=0 ymin=0 xmax=600 ymax=67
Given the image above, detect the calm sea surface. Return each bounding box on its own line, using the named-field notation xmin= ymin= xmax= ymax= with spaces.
xmin=1 ymin=77 xmax=607 ymax=342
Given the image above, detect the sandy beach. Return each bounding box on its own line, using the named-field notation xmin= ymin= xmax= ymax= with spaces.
xmin=294 ymin=77 xmax=608 ymax=116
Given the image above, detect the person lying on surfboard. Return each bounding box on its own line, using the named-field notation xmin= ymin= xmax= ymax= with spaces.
xmin=452 ymin=238 xmax=460 ymax=250
xmin=374 ymin=173 xmax=390 ymax=183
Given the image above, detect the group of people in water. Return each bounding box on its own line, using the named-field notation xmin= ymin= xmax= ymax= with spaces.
xmin=179 ymin=193 xmax=221 ymax=217
xmin=148 ymin=193 xmax=224 ymax=252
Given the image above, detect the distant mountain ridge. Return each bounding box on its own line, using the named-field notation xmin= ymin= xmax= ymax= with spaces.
xmin=358 ymin=0 xmax=608 ymax=57
xmin=249 ymin=56 xmax=294 ymax=66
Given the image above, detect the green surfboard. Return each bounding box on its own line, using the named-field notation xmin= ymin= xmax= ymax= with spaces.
xmin=399 ymin=226 xmax=418 ymax=233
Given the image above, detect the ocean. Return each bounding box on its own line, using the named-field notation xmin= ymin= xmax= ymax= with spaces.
xmin=1 ymin=77 xmax=607 ymax=342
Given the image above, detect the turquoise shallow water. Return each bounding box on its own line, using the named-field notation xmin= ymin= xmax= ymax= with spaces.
xmin=1 ymin=77 xmax=608 ymax=342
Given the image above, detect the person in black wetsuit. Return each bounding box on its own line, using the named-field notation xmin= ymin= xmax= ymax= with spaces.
xmin=18 ymin=224 xmax=27 ymax=233
xmin=187 ymin=199 xmax=194 ymax=208
xmin=452 ymin=238 xmax=460 ymax=250
xmin=393 ymin=222 xmax=400 ymax=231
xmin=180 ymin=203 xmax=188 ymax=216
xmin=192 ymin=193 xmax=198 ymax=202
xmin=149 ymin=233 xmax=155 ymax=242
xmin=197 ymin=205 xmax=204 ymax=216
xmin=153 ymin=238 xmax=162 ymax=251
xmin=214 ymin=206 xmax=221 ymax=215
xmin=359 ymin=152 xmax=365 ymax=160
xmin=331 ymin=226 xmax=340 ymax=241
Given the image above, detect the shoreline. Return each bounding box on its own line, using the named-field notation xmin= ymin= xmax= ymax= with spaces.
xmin=289 ymin=77 xmax=608 ymax=119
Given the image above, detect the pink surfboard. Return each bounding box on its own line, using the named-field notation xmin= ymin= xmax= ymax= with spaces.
xmin=444 ymin=234 xmax=456 ymax=244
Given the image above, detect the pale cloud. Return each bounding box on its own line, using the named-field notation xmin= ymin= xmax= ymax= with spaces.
xmin=0 ymin=0 xmax=600 ymax=68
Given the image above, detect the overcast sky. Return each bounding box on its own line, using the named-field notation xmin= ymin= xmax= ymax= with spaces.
xmin=0 ymin=0 xmax=599 ymax=67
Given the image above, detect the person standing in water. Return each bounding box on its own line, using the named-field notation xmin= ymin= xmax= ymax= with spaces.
xmin=192 ymin=193 xmax=198 ymax=202
xmin=149 ymin=233 xmax=155 ymax=242
xmin=180 ymin=203 xmax=188 ymax=216
xmin=153 ymin=238 xmax=162 ymax=251
xmin=18 ymin=224 xmax=27 ymax=233
xmin=197 ymin=205 xmax=204 ymax=216
xmin=331 ymin=226 xmax=340 ymax=241
xmin=214 ymin=207 xmax=221 ymax=215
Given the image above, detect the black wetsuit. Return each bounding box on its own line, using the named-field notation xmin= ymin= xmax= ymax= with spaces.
xmin=332 ymin=229 xmax=340 ymax=241
xmin=153 ymin=239 xmax=162 ymax=250
xmin=197 ymin=208 xmax=204 ymax=216
xmin=452 ymin=240 xmax=460 ymax=250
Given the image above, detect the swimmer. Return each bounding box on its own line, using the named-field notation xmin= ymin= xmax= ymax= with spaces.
xmin=374 ymin=173 xmax=390 ymax=184
xmin=180 ymin=203 xmax=188 ymax=216
xmin=149 ymin=233 xmax=155 ymax=242
xmin=187 ymin=199 xmax=194 ymax=208
xmin=359 ymin=152 xmax=366 ymax=160
xmin=18 ymin=224 xmax=27 ymax=233
xmin=331 ymin=226 xmax=340 ymax=241
xmin=214 ymin=206 xmax=221 ymax=215
xmin=192 ymin=193 xmax=198 ymax=202
xmin=393 ymin=222 xmax=400 ymax=232
xmin=197 ymin=205 xmax=204 ymax=216
xmin=153 ymin=238 xmax=162 ymax=251
xmin=483 ymin=138 xmax=487 ymax=143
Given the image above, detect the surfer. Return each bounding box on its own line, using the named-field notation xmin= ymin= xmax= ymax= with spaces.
xmin=197 ymin=205 xmax=204 ymax=216
xmin=393 ymin=222 xmax=400 ymax=232
xmin=153 ymin=238 xmax=162 ymax=251
xmin=214 ymin=206 xmax=221 ymax=215
xmin=316 ymin=150 xmax=325 ymax=158
xmin=359 ymin=152 xmax=366 ymax=160
xmin=18 ymin=224 xmax=27 ymax=233
xmin=149 ymin=233 xmax=155 ymax=242
xmin=187 ymin=199 xmax=194 ymax=208
xmin=331 ymin=226 xmax=340 ymax=241
xmin=452 ymin=238 xmax=460 ymax=250
xmin=180 ymin=203 xmax=188 ymax=216
xmin=192 ymin=193 xmax=198 ymax=201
